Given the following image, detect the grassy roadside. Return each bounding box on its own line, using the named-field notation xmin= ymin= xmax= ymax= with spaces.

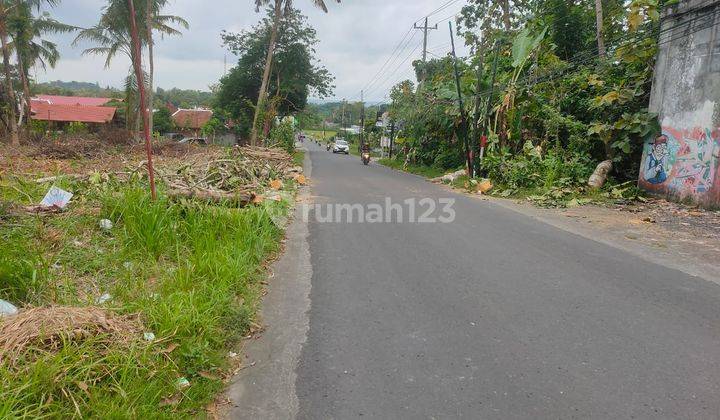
xmin=303 ymin=129 xmax=337 ymax=142
xmin=0 ymin=149 xmax=296 ymax=417
xmin=378 ymin=158 xmax=445 ymax=179
xmin=376 ymin=157 xmax=643 ymax=208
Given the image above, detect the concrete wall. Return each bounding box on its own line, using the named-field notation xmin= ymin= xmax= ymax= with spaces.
xmin=641 ymin=0 xmax=720 ymax=207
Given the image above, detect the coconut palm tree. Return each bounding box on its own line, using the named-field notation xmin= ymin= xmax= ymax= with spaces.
xmin=9 ymin=6 xmax=77 ymax=120
xmin=0 ymin=0 xmax=60 ymax=145
xmin=145 ymin=0 xmax=187 ymax=133
xmin=73 ymin=0 xmax=187 ymax=131
xmin=249 ymin=0 xmax=340 ymax=146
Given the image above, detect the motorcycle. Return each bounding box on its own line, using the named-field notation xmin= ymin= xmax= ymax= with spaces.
xmin=361 ymin=151 xmax=370 ymax=165
xmin=326 ymin=143 xmax=332 ymax=151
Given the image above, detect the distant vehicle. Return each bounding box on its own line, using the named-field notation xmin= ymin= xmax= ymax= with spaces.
xmin=178 ymin=137 xmax=207 ymax=145
xmin=166 ymin=133 xmax=184 ymax=141
xmin=332 ymin=139 xmax=350 ymax=154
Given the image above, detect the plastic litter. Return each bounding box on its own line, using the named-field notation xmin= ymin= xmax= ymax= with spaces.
xmin=176 ymin=377 xmax=190 ymax=389
xmin=40 ymin=186 xmax=73 ymax=209
xmin=0 ymin=299 xmax=18 ymax=316
xmin=143 ymin=332 xmax=156 ymax=342
xmin=99 ymin=219 xmax=113 ymax=231
xmin=96 ymin=293 xmax=112 ymax=304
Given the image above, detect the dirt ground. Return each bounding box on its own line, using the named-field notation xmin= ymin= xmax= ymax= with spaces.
xmin=487 ymin=195 xmax=720 ymax=283
xmin=1 ymin=139 xmax=214 ymax=177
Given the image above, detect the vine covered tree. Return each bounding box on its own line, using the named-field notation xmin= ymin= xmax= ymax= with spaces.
xmin=248 ymin=0 xmax=340 ymax=146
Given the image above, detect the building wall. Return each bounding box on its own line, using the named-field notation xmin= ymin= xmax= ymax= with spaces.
xmin=640 ymin=0 xmax=720 ymax=207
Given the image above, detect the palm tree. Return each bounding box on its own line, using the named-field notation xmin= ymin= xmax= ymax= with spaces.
xmin=0 ymin=1 xmax=20 ymax=145
xmin=9 ymin=6 xmax=77 ymax=121
xmin=73 ymin=0 xmax=186 ymax=131
xmin=145 ymin=0 xmax=187 ymax=133
xmin=0 ymin=0 xmax=60 ymax=145
xmin=249 ymin=0 xmax=340 ymax=146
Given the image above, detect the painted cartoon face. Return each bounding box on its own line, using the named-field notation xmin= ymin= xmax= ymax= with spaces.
xmin=652 ymin=141 xmax=667 ymax=159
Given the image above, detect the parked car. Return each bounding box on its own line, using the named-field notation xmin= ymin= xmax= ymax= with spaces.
xmin=179 ymin=137 xmax=207 ymax=145
xmin=166 ymin=132 xmax=184 ymax=141
xmin=332 ymin=139 xmax=350 ymax=154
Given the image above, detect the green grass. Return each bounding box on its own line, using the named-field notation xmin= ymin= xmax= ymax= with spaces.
xmin=378 ymin=158 xmax=446 ymax=179
xmin=293 ymin=150 xmax=305 ymax=167
xmin=0 ymin=169 xmax=292 ymax=417
xmin=303 ymin=129 xmax=337 ymax=142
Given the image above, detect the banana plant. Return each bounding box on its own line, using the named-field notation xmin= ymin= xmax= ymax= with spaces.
xmin=494 ymin=25 xmax=546 ymax=148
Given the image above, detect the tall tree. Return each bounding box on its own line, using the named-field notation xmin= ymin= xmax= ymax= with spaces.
xmin=9 ymin=5 xmax=76 ymax=120
xmin=144 ymin=0 xmax=187 ymax=133
xmin=74 ymin=0 xmax=186 ymax=131
xmin=249 ymin=0 xmax=339 ymax=146
xmin=0 ymin=1 xmax=20 ymax=145
xmin=218 ymin=6 xmax=334 ymax=138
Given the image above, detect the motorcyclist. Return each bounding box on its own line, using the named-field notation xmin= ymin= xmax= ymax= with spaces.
xmin=361 ymin=142 xmax=371 ymax=164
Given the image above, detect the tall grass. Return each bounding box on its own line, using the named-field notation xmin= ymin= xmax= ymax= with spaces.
xmin=0 ymin=176 xmax=288 ymax=417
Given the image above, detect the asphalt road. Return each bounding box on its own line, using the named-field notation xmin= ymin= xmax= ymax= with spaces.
xmin=295 ymin=142 xmax=720 ymax=419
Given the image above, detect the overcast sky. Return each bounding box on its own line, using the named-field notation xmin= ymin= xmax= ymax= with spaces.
xmin=36 ymin=0 xmax=471 ymax=102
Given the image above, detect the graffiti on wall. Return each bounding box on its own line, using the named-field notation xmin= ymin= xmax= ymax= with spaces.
xmin=639 ymin=126 xmax=720 ymax=202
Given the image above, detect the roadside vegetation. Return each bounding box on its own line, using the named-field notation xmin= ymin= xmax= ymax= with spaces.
xmin=0 ymin=140 xmax=303 ymax=416
xmin=378 ymin=0 xmax=660 ymax=208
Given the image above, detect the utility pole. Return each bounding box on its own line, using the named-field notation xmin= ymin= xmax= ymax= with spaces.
xmin=341 ymin=98 xmax=346 ymax=137
xmin=360 ymin=90 xmax=365 ymax=153
xmin=449 ymin=22 xmax=472 ymax=178
xmin=389 ymin=120 xmax=395 ymax=159
xmin=414 ymin=17 xmax=438 ymax=81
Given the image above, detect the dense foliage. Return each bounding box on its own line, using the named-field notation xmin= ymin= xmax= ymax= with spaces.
xmin=215 ymin=7 xmax=334 ymax=139
xmin=387 ymin=0 xmax=662 ymax=198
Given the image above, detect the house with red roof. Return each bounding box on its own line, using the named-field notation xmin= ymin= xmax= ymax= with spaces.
xmin=30 ymin=95 xmax=119 ymax=129
xmin=172 ymin=108 xmax=213 ymax=136
xmin=31 ymin=101 xmax=117 ymax=124
xmin=33 ymin=95 xmax=115 ymax=107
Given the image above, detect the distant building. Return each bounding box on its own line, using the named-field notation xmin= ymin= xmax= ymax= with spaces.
xmin=33 ymin=95 xmax=115 ymax=107
xmin=31 ymin=102 xmax=116 ymax=124
xmin=30 ymin=95 xmax=118 ymax=127
xmin=172 ymin=108 xmax=213 ymax=136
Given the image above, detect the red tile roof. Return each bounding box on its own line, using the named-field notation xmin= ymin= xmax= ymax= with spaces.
xmin=172 ymin=109 xmax=213 ymax=129
xmin=31 ymin=102 xmax=117 ymax=124
xmin=34 ymin=95 xmax=115 ymax=107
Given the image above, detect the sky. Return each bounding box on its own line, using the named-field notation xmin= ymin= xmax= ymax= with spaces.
xmin=36 ymin=0 xmax=472 ymax=103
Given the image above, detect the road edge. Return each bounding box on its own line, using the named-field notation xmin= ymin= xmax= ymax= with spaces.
xmin=223 ymin=148 xmax=313 ymax=419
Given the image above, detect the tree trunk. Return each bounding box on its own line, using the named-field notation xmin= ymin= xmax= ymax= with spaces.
xmin=594 ymin=0 xmax=605 ymax=58
xmin=250 ymin=0 xmax=282 ymax=146
xmin=0 ymin=27 xmax=19 ymax=146
xmin=16 ymin=49 xmax=31 ymax=125
xmin=146 ymin=0 xmax=154 ymax=134
xmin=500 ymin=0 xmax=511 ymax=31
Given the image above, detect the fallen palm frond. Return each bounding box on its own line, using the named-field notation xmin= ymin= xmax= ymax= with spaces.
xmin=0 ymin=307 xmax=142 ymax=367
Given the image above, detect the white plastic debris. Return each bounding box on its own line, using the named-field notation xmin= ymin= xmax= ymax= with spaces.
xmin=123 ymin=261 xmax=133 ymax=270
xmin=228 ymin=351 xmax=239 ymax=359
xmin=96 ymin=293 xmax=112 ymax=304
xmin=99 ymin=219 xmax=113 ymax=231
xmin=40 ymin=186 xmax=73 ymax=209
xmin=143 ymin=332 xmax=156 ymax=342
xmin=0 ymin=299 xmax=18 ymax=316
xmin=176 ymin=377 xmax=190 ymax=389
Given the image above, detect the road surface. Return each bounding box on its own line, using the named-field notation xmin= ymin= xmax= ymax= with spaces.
xmin=292 ymin=142 xmax=720 ymax=419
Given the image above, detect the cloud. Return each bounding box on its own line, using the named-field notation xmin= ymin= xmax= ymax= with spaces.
xmin=36 ymin=0 xmax=470 ymax=102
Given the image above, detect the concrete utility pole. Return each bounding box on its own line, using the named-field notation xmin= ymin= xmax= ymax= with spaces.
xmin=415 ymin=17 xmax=438 ymax=63
xmin=341 ymin=99 xmax=346 ymax=136
xmin=360 ymin=90 xmax=365 ymax=152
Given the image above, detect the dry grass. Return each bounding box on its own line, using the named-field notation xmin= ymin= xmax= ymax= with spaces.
xmin=0 ymin=307 xmax=142 ymax=367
